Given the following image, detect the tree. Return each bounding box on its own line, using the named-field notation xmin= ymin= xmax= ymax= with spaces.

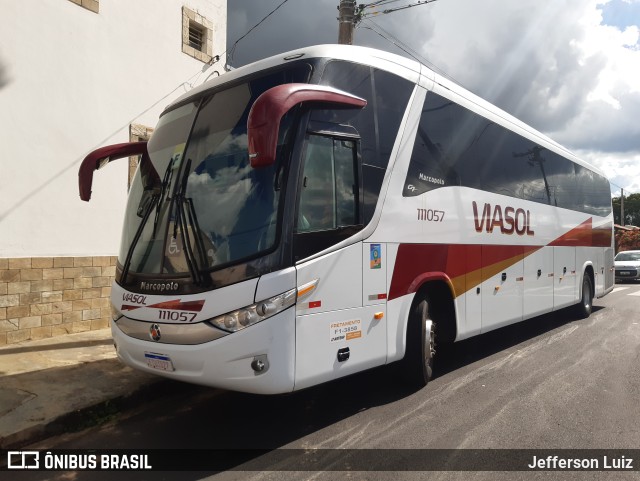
xmin=612 ymin=193 xmax=640 ymax=226
xmin=616 ymin=229 xmax=640 ymax=252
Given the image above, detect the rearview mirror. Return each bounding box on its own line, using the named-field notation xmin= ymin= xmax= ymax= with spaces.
xmin=247 ymin=83 xmax=366 ymax=168
xmin=78 ymin=142 xmax=148 ymax=201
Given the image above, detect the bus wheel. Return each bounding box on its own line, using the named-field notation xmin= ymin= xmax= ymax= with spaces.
xmin=576 ymin=275 xmax=593 ymax=319
xmin=402 ymin=298 xmax=435 ymax=388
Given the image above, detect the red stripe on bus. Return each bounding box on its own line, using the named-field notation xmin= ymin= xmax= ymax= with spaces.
xmin=549 ymin=218 xmax=613 ymax=248
xmin=387 ymin=217 xmax=612 ymax=301
xmin=387 ymin=244 xmax=541 ymax=301
xmin=549 ymin=218 xmax=593 ymax=247
xmin=121 ymin=304 xmax=141 ymax=311
xmin=147 ymin=299 xmax=205 ymax=312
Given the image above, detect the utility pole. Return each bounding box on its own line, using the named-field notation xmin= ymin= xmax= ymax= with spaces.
xmin=338 ymin=0 xmax=357 ymax=44
xmin=338 ymin=0 xmax=438 ymax=44
xmin=621 ymin=188 xmax=625 ymax=226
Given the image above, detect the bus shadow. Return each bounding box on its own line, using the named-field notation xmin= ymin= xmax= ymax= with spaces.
xmin=29 ymin=306 xmax=605 ymax=480
xmin=433 ymin=305 xmax=604 ymax=379
xmin=167 ymin=305 xmax=602 ymax=451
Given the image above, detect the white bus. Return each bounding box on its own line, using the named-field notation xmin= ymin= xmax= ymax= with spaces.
xmin=79 ymin=45 xmax=614 ymax=394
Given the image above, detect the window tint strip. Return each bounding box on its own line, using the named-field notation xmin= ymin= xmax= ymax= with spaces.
xmin=404 ymin=91 xmax=611 ymax=217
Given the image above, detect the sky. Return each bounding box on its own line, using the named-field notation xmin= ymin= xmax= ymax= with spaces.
xmin=227 ymin=0 xmax=640 ymax=196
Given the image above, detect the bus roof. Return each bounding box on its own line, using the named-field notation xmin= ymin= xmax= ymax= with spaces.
xmin=167 ymin=44 xmax=422 ymax=109
xmin=166 ymin=44 xmax=605 ymax=178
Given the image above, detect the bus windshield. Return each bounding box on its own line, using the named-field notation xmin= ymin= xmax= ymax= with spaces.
xmin=119 ymin=64 xmax=311 ymax=277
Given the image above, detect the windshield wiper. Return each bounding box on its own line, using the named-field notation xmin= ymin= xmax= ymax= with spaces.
xmin=173 ymin=158 xmax=210 ymax=287
xmin=120 ymin=158 xmax=174 ymax=284
xmin=120 ymin=191 xmax=160 ymax=284
xmin=152 ymin=157 xmax=175 ymax=237
xmin=184 ymin=196 xmax=209 ymax=275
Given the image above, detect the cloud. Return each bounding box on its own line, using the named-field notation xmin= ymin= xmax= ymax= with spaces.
xmin=226 ymin=0 xmax=337 ymax=67
xmin=578 ymin=149 xmax=640 ymax=194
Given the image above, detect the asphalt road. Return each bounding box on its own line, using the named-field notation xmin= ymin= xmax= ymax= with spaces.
xmin=16 ymin=282 xmax=640 ymax=481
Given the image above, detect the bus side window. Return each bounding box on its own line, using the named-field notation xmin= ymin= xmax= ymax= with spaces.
xmin=294 ymin=134 xmax=362 ymax=260
xmin=297 ymin=135 xmax=336 ymax=232
xmin=403 ymin=95 xmax=469 ymax=197
xmin=297 ymin=135 xmax=359 ymax=232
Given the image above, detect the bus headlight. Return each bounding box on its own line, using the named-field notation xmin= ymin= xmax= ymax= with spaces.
xmin=210 ymin=288 xmax=296 ymax=333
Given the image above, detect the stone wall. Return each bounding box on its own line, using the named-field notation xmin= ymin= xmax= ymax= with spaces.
xmin=0 ymin=257 xmax=116 ymax=345
xmin=67 ymin=0 xmax=99 ymax=14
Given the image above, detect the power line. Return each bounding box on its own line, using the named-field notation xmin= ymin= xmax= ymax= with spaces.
xmin=360 ymin=18 xmax=469 ymax=90
xmin=610 ymin=180 xmax=638 ymax=196
xmin=361 ymin=0 xmax=404 ymax=7
xmin=359 ymin=20 xmax=423 ymax=64
xmin=226 ymin=0 xmax=292 ymax=68
xmin=340 ymin=0 xmax=438 ymax=43
xmin=359 ymin=0 xmax=438 ymax=21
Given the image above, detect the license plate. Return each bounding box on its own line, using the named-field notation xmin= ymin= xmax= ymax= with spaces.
xmin=144 ymin=352 xmax=174 ymax=371
xmin=619 ymin=271 xmax=631 ymax=276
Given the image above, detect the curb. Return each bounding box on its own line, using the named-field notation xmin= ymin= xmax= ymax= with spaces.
xmin=0 ymin=379 xmax=180 ymax=450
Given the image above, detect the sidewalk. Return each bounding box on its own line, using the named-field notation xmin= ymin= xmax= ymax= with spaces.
xmin=0 ymin=329 xmax=162 ymax=449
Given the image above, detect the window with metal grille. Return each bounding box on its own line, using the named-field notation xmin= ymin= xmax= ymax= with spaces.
xmin=188 ymin=21 xmax=205 ymax=51
xmin=182 ymin=6 xmax=213 ymax=63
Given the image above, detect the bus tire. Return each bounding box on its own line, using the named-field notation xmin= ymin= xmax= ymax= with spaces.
xmin=575 ymin=274 xmax=593 ymax=319
xmin=402 ymin=298 xmax=435 ymax=388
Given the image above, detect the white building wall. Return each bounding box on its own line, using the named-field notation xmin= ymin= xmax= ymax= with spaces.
xmin=0 ymin=0 xmax=227 ymax=257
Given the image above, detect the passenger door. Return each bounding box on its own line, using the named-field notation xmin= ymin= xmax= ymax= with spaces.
xmin=294 ymin=132 xmax=386 ymax=390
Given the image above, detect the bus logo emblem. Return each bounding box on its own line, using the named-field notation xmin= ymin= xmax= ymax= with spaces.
xmin=149 ymin=324 xmax=162 ymax=342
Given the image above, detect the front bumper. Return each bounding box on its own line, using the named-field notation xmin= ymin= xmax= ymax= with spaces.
xmin=111 ymin=307 xmax=296 ymax=394
xmin=615 ymin=267 xmax=640 ymax=281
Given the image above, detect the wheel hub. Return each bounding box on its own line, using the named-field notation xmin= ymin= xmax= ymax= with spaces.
xmin=424 ymin=320 xmax=436 ymax=360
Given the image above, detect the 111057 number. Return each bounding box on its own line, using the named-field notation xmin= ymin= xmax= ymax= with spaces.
xmin=158 ymin=310 xmax=197 ymax=322
xmin=417 ymin=208 xmax=445 ymax=222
